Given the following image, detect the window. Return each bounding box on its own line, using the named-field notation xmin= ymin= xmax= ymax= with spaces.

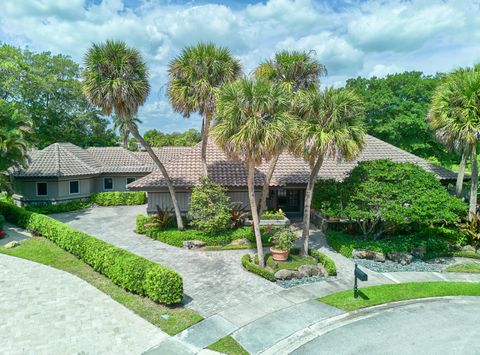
xmin=37 ymin=182 xmax=48 ymax=196
xmin=69 ymin=180 xmax=79 ymax=194
xmin=126 ymin=177 xmax=136 ymax=185
xmin=104 ymin=178 xmax=113 ymax=190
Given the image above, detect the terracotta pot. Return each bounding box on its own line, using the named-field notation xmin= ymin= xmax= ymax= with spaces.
xmin=270 ymin=248 xmax=289 ymax=262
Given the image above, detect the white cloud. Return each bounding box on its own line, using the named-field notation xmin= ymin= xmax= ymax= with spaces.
xmin=367 ymin=64 xmax=404 ymax=78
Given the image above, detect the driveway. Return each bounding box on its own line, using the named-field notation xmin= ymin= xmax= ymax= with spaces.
xmin=290 ymin=297 xmax=480 ymax=355
xmin=52 ymin=205 xmax=281 ymax=317
xmin=0 ymin=253 xmax=167 ymax=355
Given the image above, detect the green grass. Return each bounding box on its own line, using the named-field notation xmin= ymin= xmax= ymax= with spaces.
xmin=446 ymin=264 xmax=480 ymax=273
xmin=0 ymin=237 xmax=202 ymax=335
xmin=454 ymin=251 xmax=480 ymax=260
xmin=318 ymin=282 xmax=480 ymax=312
xmin=207 ymin=336 xmax=249 ymax=355
xmin=266 ymin=253 xmax=317 ymax=271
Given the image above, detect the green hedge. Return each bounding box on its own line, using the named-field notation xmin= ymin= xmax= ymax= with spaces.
xmin=241 ymin=254 xmax=276 ymax=282
xmin=0 ymin=214 xmax=4 ymax=230
xmin=91 ymin=192 xmax=146 ymax=206
xmin=27 ymin=200 xmax=92 ymax=214
xmin=136 ymin=215 xmax=155 ymax=234
xmin=309 ymin=248 xmax=337 ymax=276
xmin=0 ymin=202 xmax=183 ymax=304
xmin=326 ymin=231 xmax=451 ymax=260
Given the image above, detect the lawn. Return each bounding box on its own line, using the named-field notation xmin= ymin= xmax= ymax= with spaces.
xmin=207 ymin=336 xmax=249 ymax=355
xmin=0 ymin=237 xmax=202 ymax=335
xmin=446 ymin=263 xmax=480 ymax=273
xmin=266 ymin=253 xmax=317 ymax=271
xmin=318 ymin=282 xmax=480 ymax=311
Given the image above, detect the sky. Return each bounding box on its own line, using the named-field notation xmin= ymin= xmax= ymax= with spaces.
xmin=0 ymin=0 xmax=479 ymax=133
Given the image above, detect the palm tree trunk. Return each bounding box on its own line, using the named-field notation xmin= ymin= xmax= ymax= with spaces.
xmin=456 ymin=147 xmax=469 ymax=197
xmin=469 ymin=144 xmax=478 ymax=220
xmin=123 ymin=130 xmax=129 ymax=149
xmin=201 ymin=112 xmax=211 ymax=176
xmin=247 ymin=159 xmax=264 ymax=267
xmin=301 ymin=155 xmax=324 ymax=256
xmin=257 ymin=152 xmax=280 ymax=218
xmin=126 ymin=121 xmax=185 ymax=230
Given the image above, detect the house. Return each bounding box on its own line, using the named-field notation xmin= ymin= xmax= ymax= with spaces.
xmin=127 ymin=135 xmax=457 ymax=216
xmin=10 ymin=142 xmax=189 ymax=206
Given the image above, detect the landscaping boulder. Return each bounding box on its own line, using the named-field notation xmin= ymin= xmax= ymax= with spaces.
xmin=298 ymin=264 xmax=320 ymax=277
xmin=182 ymin=240 xmax=206 ymax=249
xmin=317 ymin=263 xmax=328 ymax=276
xmin=461 ymin=245 xmax=476 ymax=253
xmin=411 ymin=246 xmax=427 ymax=258
xmin=230 ymin=238 xmax=250 ymax=246
xmin=352 ymin=249 xmax=386 ymax=262
xmin=4 ymin=241 xmax=20 ymax=249
xmin=387 ymin=252 xmax=413 ymax=265
xmin=274 ymin=269 xmax=295 ymax=280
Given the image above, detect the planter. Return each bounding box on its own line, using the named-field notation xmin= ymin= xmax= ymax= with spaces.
xmin=270 ymin=247 xmax=289 ymax=262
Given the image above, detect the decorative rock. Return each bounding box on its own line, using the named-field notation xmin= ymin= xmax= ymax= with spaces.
xmin=298 ymin=264 xmax=320 ymax=277
xmin=387 ymin=252 xmax=413 ymax=265
xmin=352 ymin=248 xmax=386 ymax=262
xmin=317 ymin=263 xmax=327 ymax=276
xmin=182 ymin=240 xmax=206 ymax=249
xmin=274 ymin=269 xmax=295 ymax=280
xmin=461 ymin=245 xmax=476 ymax=253
xmin=4 ymin=241 xmax=20 ymax=249
xmin=411 ymin=246 xmax=427 ymax=258
xmin=229 ymin=238 xmax=250 ymax=246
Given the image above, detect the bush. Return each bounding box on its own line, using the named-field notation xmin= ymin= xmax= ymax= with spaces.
xmin=0 ymin=214 xmax=4 ymax=230
xmin=91 ymin=192 xmax=146 ymax=206
xmin=241 ymin=254 xmax=276 ymax=282
xmin=189 ymin=177 xmax=232 ymax=233
xmin=26 ymin=200 xmax=92 ymax=214
xmin=309 ymin=248 xmax=337 ymax=276
xmin=326 ymin=230 xmax=451 ymax=260
xmin=0 ymin=202 xmax=183 ymax=305
xmin=269 ymin=228 xmax=296 ymax=252
xmin=261 ymin=209 xmax=286 ymax=220
xmin=136 ymin=215 xmax=155 ymax=234
xmin=313 ymin=160 xmax=467 ymax=237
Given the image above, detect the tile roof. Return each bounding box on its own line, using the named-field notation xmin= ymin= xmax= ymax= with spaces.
xmin=128 ymin=135 xmax=457 ymax=190
xmin=13 ymin=144 xmax=189 ymax=177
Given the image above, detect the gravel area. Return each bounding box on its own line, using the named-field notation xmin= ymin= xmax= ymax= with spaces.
xmin=277 ymin=275 xmax=337 ymax=288
xmin=355 ymin=257 xmax=458 ymax=273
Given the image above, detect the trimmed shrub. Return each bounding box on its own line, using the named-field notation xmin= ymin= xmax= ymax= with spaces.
xmin=309 ymin=248 xmax=337 ymax=276
xmin=261 ymin=209 xmax=286 ymax=220
xmin=241 ymin=254 xmax=276 ymax=282
xmin=136 ymin=215 xmax=155 ymax=234
xmin=26 ymin=200 xmax=92 ymax=214
xmin=91 ymin=192 xmax=146 ymax=206
xmin=0 ymin=202 xmax=183 ymax=304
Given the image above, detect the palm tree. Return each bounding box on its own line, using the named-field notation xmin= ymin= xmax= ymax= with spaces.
xmin=82 ymin=40 xmax=184 ymax=230
xmin=429 ymin=67 xmax=480 ymax=218
xmin=168 ymin=42 xmax=242 ymax=176
xmin=254 ymin=50 xmax=327 ymax=216
xmin=113 ymin=115 xmax=142 ymax=148
xmin=294 ymin=87 xmax=365 ymax=256
xmin=0 ymin=100 xmax=32 ymax=191
xmin=212 ymin=78 xmax=292 ymax=267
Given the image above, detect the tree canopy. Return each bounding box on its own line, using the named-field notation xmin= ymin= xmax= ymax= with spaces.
xmin=143 ymin=128 xmax=201 ymax=147
xmin=346 ymin=71 xmax=456 ymax=167
xmin=0 ymin=44 xmax=116 ymax=148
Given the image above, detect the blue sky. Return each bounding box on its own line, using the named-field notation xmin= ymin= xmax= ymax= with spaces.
xmin=1 ymin=0 xmax=479 ymax=134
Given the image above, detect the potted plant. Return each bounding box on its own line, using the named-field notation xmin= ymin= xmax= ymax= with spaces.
xmin=269 ymin=229 xmax=296 ymax=261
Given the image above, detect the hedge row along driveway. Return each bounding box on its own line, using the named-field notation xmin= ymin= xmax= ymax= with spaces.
xmin=0 ymin=202 xmax=183 ymax=305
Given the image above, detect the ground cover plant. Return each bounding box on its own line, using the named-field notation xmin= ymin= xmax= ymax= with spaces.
xmin=0 ymin=202 xmax=183 ymax=305
xmin=0 ymin=237 xmax=201 ymax=335
xmin=445 ymin=264 xmax=480 ymax=273
xmin=318 ymin=282 xmax=480 ymax=311
xmin=261 ymin=209 xmax=286 ymax=220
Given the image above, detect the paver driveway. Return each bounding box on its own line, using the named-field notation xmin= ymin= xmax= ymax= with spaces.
xmin=52 ymin=205 xmax=281 ymax=317
xmin=0 ymin=253 xmax=167 ymax=355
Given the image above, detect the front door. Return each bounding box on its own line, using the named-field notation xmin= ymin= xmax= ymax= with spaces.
xmin=277 ymin=189 xmax=302 ymax=213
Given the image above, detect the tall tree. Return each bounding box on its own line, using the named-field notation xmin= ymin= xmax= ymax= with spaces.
xmin=143 ymin=128 xmax=201 ymax=147
xmin=254 ymin=50 xmax=326 ymax=216
xmin=429 ymin=66 xmax=480 ymax=218
xmin=82 ymin=40 xmax=184 ymax=230
xmin=0 ymin=100 xmax=32 ymax=191
xmin=0 ymin=44 xmax=116 ymax=148
xmin=113 ymin=115 xmax=142 ymax=148
xmin=212 ymin=78 xmax=292 ymax=267
xmin=168 ymin=42 xmax=241 ymax=175
xmin=294 ymin=88 xmax=365 ymax=255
